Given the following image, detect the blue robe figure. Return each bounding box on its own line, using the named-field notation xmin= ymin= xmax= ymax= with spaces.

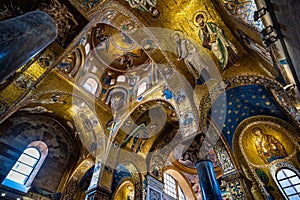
xmin=162 ymin=86 xmax=173 ymax=100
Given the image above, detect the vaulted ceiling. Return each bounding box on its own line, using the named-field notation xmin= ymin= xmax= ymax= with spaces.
xmin=0 ymin=0 xmax=299 ymax=187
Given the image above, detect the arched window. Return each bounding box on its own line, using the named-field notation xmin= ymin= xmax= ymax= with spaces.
xmin=83 ymin=77 xmax=98 ymax=95
xmin=2 ymin=141 xmax=48 ymax=193
xmin=178 ymin=186 xmax=185 ymax=200
xmin=117 ymin=75 xmax=126 ymax=83
xmin=6 ymin=147 xmax=40 ymax=184
xmin=137 ymin=81 xmax=147 ymax=97
xmin=163 ymin=173 xmax=186 ymax=200
xmin=276 ymin=168 xmax=300 ymax=199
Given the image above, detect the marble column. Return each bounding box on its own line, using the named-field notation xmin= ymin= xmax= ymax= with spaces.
xmin=195 ymin=159 xmax=222 ymax=200
xmin=0 ymin=11 xmax=57 ymax=83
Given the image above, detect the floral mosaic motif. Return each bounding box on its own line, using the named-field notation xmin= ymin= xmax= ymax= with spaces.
xmin=222 ymin=0 xmax=264 ymax=30
xmin=174 ymin=88 xmax=186 ymax=103
xmin=61 ymin=179 xmax=79 ymax=200
xmin=161 ymin=66 xmax=174 ymax=80
xmin=220 ymin=180 xmax=232 ymax=200
xmin=32 ymin=92 xmax=68 ymax=105
xmin=228 ymin=179 xmax=245 ymax=199
xmin=19 ymin=106 xmax=54 ymax=114
xmin=214 ymin=141 xmax=235 ymax=174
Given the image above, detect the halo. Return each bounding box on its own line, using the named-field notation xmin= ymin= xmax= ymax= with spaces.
xmin=170 ymin=30 xmax=184 ymax=44
xmin=193 ymin=11 xmax=208 ymax=27
xmin=251 ymin=126 xmax=266 ymax=134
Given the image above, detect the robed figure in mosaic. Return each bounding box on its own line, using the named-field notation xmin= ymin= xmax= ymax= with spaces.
xmin=196 ymin=13 xmax=238 ymax=70
xmin=173 ymin=33 xmax=211 ymax=84
xmin=252 ymin=127 xmax=288 ymax=164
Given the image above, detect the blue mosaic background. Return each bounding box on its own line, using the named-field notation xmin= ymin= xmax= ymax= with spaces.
xmin=210 ymin=84 xmax=288 ymax=148
xmin=111 ymin=164 xmax=132 ymax=191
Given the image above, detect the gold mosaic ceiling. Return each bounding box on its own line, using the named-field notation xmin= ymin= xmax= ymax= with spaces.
xmin=0 ymin=0 xmax=282 ymax=169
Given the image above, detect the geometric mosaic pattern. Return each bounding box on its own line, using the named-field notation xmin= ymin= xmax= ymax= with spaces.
xmin=215 ymin=141 xmax=235 ymax=175
xmin=222 ymin=0 xmax=264 ymax=30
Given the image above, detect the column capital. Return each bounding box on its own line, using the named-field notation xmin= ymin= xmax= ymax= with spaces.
xmin=181 ymin=132 xmax=212 ymax=165
xmin=85 ymin=186 xmax=111 ymax=200
xmin=195 ymin=159 xmax=212 ymax=166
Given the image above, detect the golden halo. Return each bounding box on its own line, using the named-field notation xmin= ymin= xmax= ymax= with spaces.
xmin=251 ymin=126 xmax=266 ymax=134
xmin=193 ymin=11 xmax=208 ymax=27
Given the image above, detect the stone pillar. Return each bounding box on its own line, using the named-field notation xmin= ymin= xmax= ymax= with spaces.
xmin=85 ymin=186 xmax=110 ymax=200
xmin=0 ymin=11 xmax=57 ymax=83
xmin=195 ymin=160 xmax=222 ymax=200
xmin=84 ymin=160 xmax=112 ymax=200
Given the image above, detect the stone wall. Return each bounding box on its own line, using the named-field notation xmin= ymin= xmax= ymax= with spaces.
xmin=0 ymin=114 xmax=79 ymax=198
